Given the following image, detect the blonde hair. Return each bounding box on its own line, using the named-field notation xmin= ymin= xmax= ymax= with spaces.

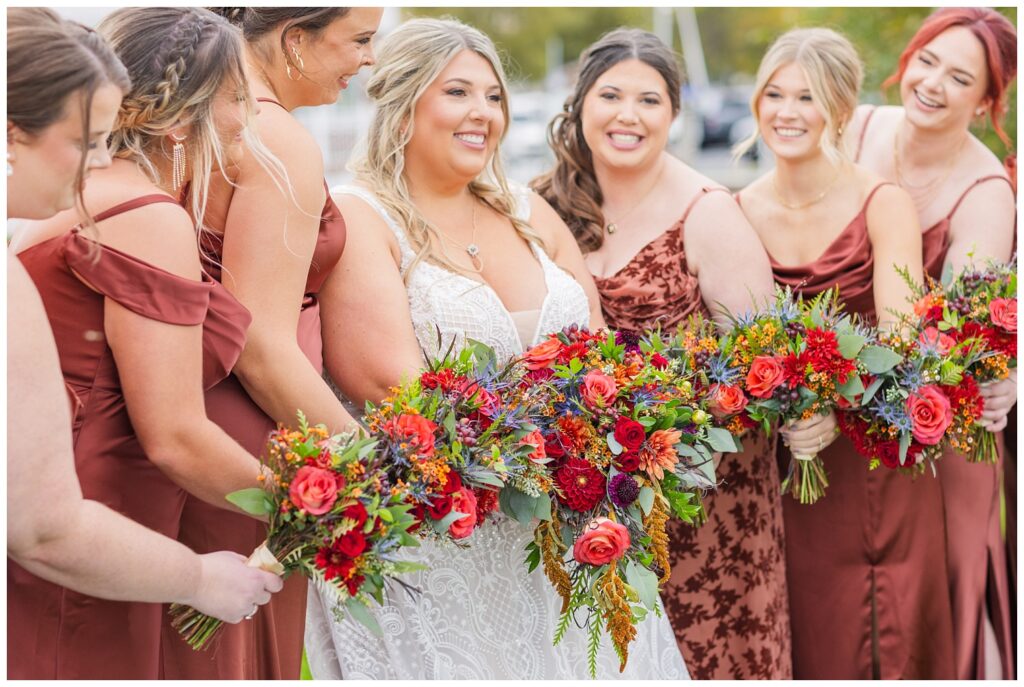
xmin=734 ymin=27 xmax=863 ymax=164
xmin=351 ymin=17 xmax=546 ymax=281
xmin=99 ymin=8 xmax=285 ymax=248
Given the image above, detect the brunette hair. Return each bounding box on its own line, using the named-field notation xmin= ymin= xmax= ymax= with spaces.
xmin=733 ymin=28 xmax=863 ymax=166
xmin=209 ymin=7 xmax=351 ymax=72
xmin=7 ymin=7 xmax=130 ymax=215
xmin=884 ymin=7 xmax=1017 ymax=150
xmin=531 ymin=28 xmax=682 ymax=253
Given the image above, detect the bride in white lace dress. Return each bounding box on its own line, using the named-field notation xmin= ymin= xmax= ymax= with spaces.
xmin=306 ymin=18 xmax=689 ymax=679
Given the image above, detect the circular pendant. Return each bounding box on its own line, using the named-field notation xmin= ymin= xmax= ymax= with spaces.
xmin=606 ymin=223 xmax=617 ymax=234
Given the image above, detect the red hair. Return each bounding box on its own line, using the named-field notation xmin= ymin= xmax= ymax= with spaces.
xmin=884 ymin=7 xmax=1017 ymax=149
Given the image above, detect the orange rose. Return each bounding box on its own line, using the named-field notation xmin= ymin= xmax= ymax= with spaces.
xmin=519 ymin=429 xmax=549 ymax=464
xmin=707 ymin=383 xmax=748 ymax=417
xmin=913 ymin=293 xmax=941 ymax=317
xmin=746 ymin=355 xmax=786 ymax=399
xmin=918 ymin=326 xmax=956 ymax=355
xmin=289 ymin=466 xmax=341 ymax=515
xmin=384 ymin=413 xmax=438 ymax=456
xmin=573 ymin=517 xmax=631 ymax=565
xmin=523 ymin=338 xmax=563 ymax=370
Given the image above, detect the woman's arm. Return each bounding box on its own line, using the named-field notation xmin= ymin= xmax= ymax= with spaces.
xmin=866 ymin=184 xmax=924 ymax=328
xmin=944 ymin=175 xmax=1016 ymax=430
xmin=529 ymin=193 xmax=607 ymax=329
xmin=7 ymin=256 xmax=281 ymax=619
xmin=219 ymin=111 xmax=358 ymax=433
xmin=685 ymin=191 xmax=776 ymax=330
xmin=319 ymin=195 xmax=426 ymax=407
xmin=94 ymin=204 xmax=268 ymax=512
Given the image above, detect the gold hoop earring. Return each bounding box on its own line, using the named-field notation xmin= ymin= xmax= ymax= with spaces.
xmin=6 ymin=151 xmax=13 ymax=177
xmin=171 ymin=133 xmax=187 ymax=190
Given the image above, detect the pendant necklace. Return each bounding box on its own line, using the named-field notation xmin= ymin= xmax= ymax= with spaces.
xmin=437 ymin=199 xmax=484 ymax=273
xmin=604 ymin=163 xmax=665 ymax=234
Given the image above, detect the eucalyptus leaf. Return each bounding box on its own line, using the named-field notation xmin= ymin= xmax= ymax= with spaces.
xmin=226 ymin=488 xmax=273 ymax=516
xmin=860 ymin=346 xmax=903 ymax=374
xmin=638 ymin=487 xmax=655 ymax=516
xmin=533 ymin=493 xmax=552 ymax=522
xmin=837 ymin=374 xmax=866 ymax=401
xmin=705 ymin=427 xmax=740 ymax=453
xmin=898 ymin=431 xmax=911 ymax=466
xmin=344 ymin=596 xmax=383 ymax=637
xmin=606 ymin=431 xmax=624 ymax=456
xmin=624 ymin=559 xmax=659 ymax=610
xmin=431 ymin=509 xmax=470 ymax=534
xmin=860 ymin=376 xmax=886 ymax=406
xmin=837 ymin=333 xmax=866 ymax=359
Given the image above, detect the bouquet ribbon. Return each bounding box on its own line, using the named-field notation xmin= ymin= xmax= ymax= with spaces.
xmin=246 ymin=542 xmax=285 ymax=576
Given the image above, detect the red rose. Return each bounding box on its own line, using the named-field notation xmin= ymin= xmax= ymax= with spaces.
xmin=581 ymin=369 xmax=617 ymax=409
xmin=288 ymin=466 xmax=341 ymax=515
xmin=343 ymin=501 xmax=368 ymax=529
xmin=554 ymin=458 xmax=607 ymax=511
xmin=918 ymin=326 xmax=956 ymax=355
xmin=523 ymin=338 xmax=563 ymax=370
xmin=442 ymin=471 xmax=463 ymax=494
xmin=448 ymin=487 xmax=479 ymax=539
xmin=745 ymin=355 xmax=786 ymax=399
xmin=906 ymin=385 xmax=953 ymax=445
xmin=650 ymin=352 xmax=669 ymax=370
xmin=613 ymin=416 xmax=646 ymax=451
xmin=707 ymin=383 xmax=748 ymax=418
xmin=427 ymin=494 xmax=454 ymax=519
xmin=573 ymin=517 xmax=630 ymax=565
xmin=989 ymin=298 xmax=1017 ymax=333
xmin=384 ymin=413 xmax=438 ymax=457
xmin=407 ymin=503 xmax=426 ymax=533
xmin=614 ymin=451 xmax=641 ymax=472
xmin=335 ymin=530 xmax=367 ymax=558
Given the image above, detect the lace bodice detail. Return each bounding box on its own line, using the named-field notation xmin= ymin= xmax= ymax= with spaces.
xmin=331 ymin=184 xmax=591 ymax=359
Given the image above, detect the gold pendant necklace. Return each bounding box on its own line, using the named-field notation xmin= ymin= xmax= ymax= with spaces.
xmin=438 ymin=199 xmax=483 ymax=273
xmin=604 ymin=162 xmax=665 ymax=234
xmin=893 ymin=119 xmax=965 ymax=196
xmin=771 ymin=169 xmax=840 ymax=210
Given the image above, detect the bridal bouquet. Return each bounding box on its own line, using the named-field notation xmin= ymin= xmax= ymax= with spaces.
xmin=518 ymin=326 xmax=737 ymax=676
xmin=836 ymin=324 xmax=986 ymax=474
xmin=169 ymin=413 xmax=423 ymax=649
xmin=903 ymin=261 xmax=1017 ymax=462
xmin=363 ymin=339 xmax=548 ymax=542
xmin=719 ymin=287 xmax=888 ymax=504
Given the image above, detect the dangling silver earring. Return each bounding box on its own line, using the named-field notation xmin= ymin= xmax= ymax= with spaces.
xmin=171 ymin=134 xmax=187 ymax=190
xmin=6 ymin=151 xmax=13 ymax=177
xmin=286 ymin=45 xmax=304 ymax=81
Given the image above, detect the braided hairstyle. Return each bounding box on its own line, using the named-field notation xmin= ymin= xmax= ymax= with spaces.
xmin=99 ymin=7 xmax=266 ymax=235
xmin=531 ymin=29 xmax=682 ymax=254
xmin=7 ymin=7 xmax=129 ymax=218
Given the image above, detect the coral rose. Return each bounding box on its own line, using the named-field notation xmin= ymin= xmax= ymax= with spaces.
xmin=989 ymin=298 xmax=1017 ymax=333
xmin=573 ymin=517 xmax=631 ymax=566
xmin=288 ymin=466 xmax=341 ymax=515
xmin=913 ymin=293 xmax=941 ymax=318
xmin=918 ymin=326 xmax=956 ymax=355
xmin=906 ymin=385 xmax=953 ymax=446
xmin=581 ymin=370 xmax=617 ymax=409
xmin=519 ymin=429 xmax=549 ymax=463
xmin=707 ymin=383 xmax=748 ymax=418
xmin=448 ymin=487 xmax=479 ymax=539
xmin=746 ymin=355 xmax=786 ymax=399
xmin=613 ymin=416 xmax=646 ymax=451
xmin=523 ymin=338 xmax=563 ymax=370
xmin=385 ymin=413 xmax=438 ymax=457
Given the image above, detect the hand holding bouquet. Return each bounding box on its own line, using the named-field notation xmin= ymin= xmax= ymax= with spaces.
xmin=169 ymin=413 xmax=423 ymax=649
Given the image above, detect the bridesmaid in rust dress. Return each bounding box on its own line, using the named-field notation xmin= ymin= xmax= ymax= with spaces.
xmin=534 ymin=29 xmax=835 ymax=680
xmin=162 ymin=8 xmax=384 ymax=680
xmin=9 ymin=8 xmax=276 ymax=678
xmin=848 ymin=8 xmax=1017 ymax=678
xmin=734 ymin=28 xmax=954 ymax=679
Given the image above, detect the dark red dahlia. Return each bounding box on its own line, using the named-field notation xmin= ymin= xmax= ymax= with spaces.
xmin=554 ymin=458 xmax=607 ymax=511
xmin=420 ymin=368 xmax=459 ymax=391
xmin=474 ymin=487 xmax=500 ymax=521
xmin=315 ymin=545 xmax=357 ymax=581
xmin=344 ymin=574 xmax=366 ymax=596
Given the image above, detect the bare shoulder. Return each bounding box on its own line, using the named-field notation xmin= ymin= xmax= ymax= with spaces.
xmin=331 ymin=187 xmax=401 ymax=246
xmin=243 ymin=105 xmax=324 ymax=182
xmin=961 ymin=135 xmax=1010 ymax=179
xmin=96 ymin=199 xmax=201 ymax=280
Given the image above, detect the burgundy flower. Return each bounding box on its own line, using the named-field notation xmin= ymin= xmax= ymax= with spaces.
xmin=554 ymin=458 xmax=607 ymax=512
xmin=650 ymin=352 xmax=669 ymax=370
xmin=343 ymin=502 xmax=369 ymax=529
xmin=335 ymin=530 xmax=368 ymax=558
xmin=609 ymin=473 xmax=640 ymax=509
xmin=614 ymin=451 xmax=641 ymax=472
xmin=613 ymin=416 xmax=646 ymax=451
xmin=426 ymin=494 xmax=453 ymax=519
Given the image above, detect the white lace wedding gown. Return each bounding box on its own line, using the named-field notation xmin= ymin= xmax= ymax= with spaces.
xmin=304 ymin=184 xmax=689 ymax=679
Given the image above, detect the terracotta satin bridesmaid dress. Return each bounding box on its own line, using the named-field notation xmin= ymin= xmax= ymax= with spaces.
xmin=746 ymin=182 xmax=958 ymax=679
xmin=9 ymin=195 xmax=251 ymax=679
xmin=162 ymin=98 xmax=347 ymax=680
xmin=594 ymin=187 xmax=792 ymax=679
